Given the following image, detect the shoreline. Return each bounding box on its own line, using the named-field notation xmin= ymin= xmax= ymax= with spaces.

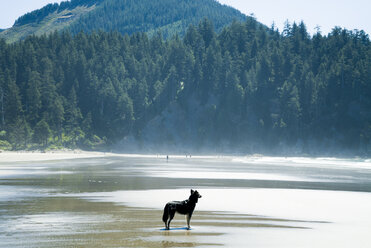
xmin=0 ymin=150 xmax=222 ymax=163
xmin=0 ymin=150 xmax=108 ymax=163
xmin=1 ymin=150 xmax=370 ymax=167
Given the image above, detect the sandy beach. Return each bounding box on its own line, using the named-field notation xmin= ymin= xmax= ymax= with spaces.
xmin=1 ymin=154 xmax=371 ymax=247
xmin=0 ymin=150 xmax=109 ymax=163
xmin=0 ymin=150 xmax=214 ymax=163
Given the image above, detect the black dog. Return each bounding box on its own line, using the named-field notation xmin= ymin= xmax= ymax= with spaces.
xmin=162 ymin=189 xmax=202 ymax=230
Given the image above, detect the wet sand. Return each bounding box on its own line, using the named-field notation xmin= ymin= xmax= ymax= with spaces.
xmin=1 ymin=154 xmax=371 ymax=247
xmin=0 ymin=196 xmax=311 ymax=248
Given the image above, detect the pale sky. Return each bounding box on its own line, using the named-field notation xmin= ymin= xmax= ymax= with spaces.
xmin=0 ymin=0 xmax=370 ymax=35
xmin=0 ymin=0 xmax=63 ymax=29
xmin=218 ymin=0 xmax=371 ymax=35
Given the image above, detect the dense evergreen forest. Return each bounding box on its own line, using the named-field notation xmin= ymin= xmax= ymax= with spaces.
xmin=68 ymin=0 xmax=246 ymax=37
xmin=1 ymin=0 xmax=246 ymax=42
xmin=0 ymin=18 xmax=370 ymax=155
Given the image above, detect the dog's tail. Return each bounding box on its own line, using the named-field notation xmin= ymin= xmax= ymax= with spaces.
xmin=162 ymin=204 xmax=169 ymax=223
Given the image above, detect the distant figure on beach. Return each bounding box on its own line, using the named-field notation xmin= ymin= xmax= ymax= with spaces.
xmin=166 ymin=155 xmax=169 ymax=160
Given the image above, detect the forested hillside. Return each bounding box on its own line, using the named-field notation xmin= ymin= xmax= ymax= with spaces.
xmin=0 ymin=0 xmax=246 ymax=42
xmin=0 ymin=18 xmax=370 ymax=155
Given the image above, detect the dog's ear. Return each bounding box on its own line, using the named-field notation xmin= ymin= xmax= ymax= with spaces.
xmin=191 ymin=189 xmax=194 ymax=194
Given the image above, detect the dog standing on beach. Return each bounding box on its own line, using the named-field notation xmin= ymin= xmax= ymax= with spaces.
xmin=162 ymin=189 xmax=202 ymax=230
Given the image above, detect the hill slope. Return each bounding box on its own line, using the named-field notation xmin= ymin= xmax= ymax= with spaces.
xmin=0 ymin=18 xmax=370 ymax=155
xmin=0 ymin=0 xmax=247 ymax=42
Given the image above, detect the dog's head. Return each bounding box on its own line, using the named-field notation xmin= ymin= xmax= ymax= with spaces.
xmin=190 ymin=189 xmax=202 ymax=203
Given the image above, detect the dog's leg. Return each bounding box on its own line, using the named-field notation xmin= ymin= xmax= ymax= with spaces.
xmin=165 ymin=212 xmax=170 ymax=230
xmin=186 ymin=214 xmax=191 ymax=229
xmin=167 ymin=210 xmax=175 ymax=230
xmin=164 ymin=216 xmax=169 ymax=230
xmin=163 ymin=204 xmax=170 ymax=229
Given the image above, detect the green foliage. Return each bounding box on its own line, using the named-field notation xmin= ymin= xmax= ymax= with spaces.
xmin=0 ymin=140 xmax=11 ymax=150
xmin=68 ymin=0 xmax=246 ymax=38
xmin=33 ymin=119 xmax=51 ymax=147
xmin=7 ymin=119 xmax=32 ymax=150
xmin=1 ymin=0 xmax=246 ymax=42
xmin=0 ymin=130 xmax=11 ymax=150
xmin=0 ymin=18 xmax=369 ymax=154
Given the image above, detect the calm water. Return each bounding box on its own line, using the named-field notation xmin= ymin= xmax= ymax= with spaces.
xmin=1 ymin=155 xmax=371 ymax=247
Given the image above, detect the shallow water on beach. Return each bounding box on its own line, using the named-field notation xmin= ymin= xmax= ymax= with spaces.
xmin=1 ymin=154 xmax=371 ymax=247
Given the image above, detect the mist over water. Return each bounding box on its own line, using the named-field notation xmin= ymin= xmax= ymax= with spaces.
xmin=1 ymin=154 xmax=371 ymax=247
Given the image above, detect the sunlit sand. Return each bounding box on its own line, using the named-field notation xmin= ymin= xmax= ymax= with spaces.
xmin=0 ymin=150 xmax=107 ymax=162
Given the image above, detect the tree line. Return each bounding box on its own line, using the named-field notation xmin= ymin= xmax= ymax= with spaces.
xmin=9 ymin=0 xmax=246 ymax=41
xmin=0 ymin=18 xmax=370 ymax=154
xmin=67 ymin=0 xmax=246 ymax=38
